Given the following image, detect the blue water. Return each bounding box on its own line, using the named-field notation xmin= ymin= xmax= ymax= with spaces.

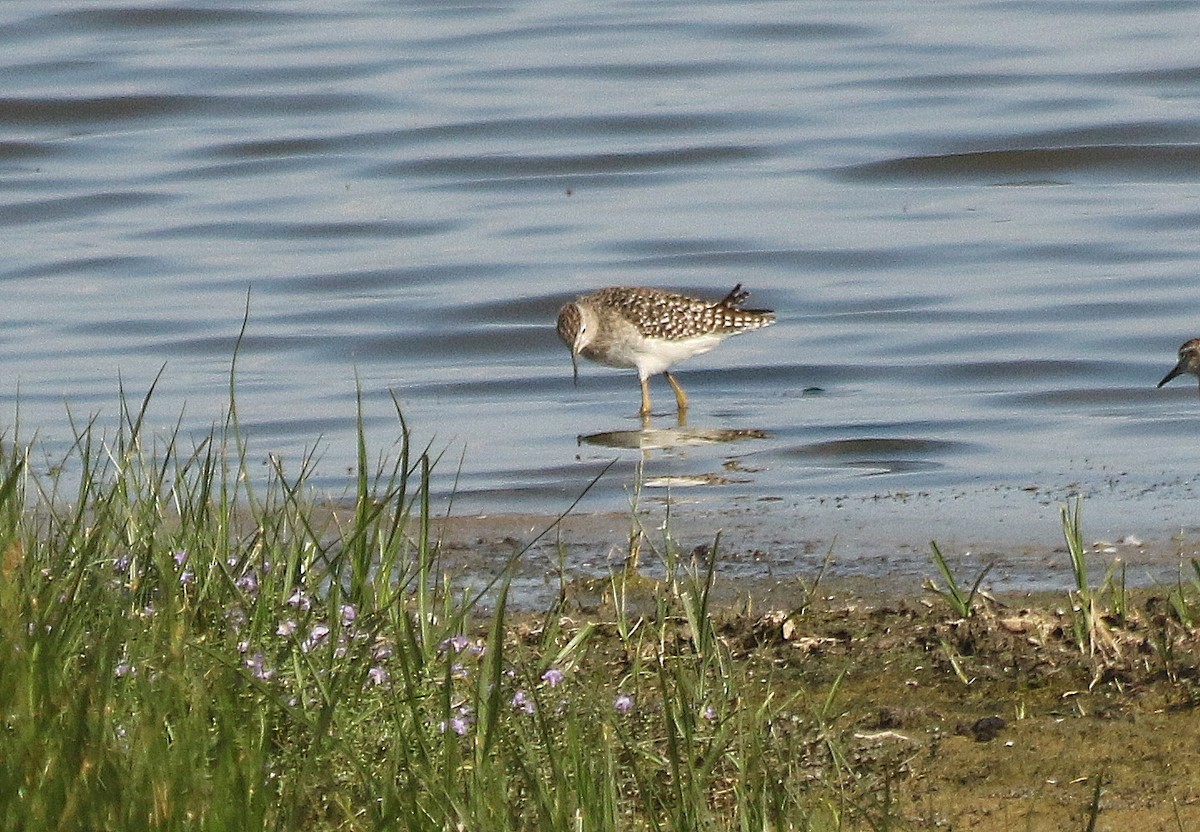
xmin=5 ymin=1 xmax=1200 ymax=587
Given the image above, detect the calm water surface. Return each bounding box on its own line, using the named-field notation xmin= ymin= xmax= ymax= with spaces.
xmin=6 ymin=1 xmax=1200 ymax=588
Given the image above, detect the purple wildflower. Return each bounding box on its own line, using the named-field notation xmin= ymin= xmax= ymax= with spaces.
xmin=614 ymin=694 xmax=634 ymax=714
xmin=302 ymin=623 xmax=331 ymax=652
xmin=438 ymin=704 xmax=473 ymax=736
xmin=340 ymin=603 xmax=357 ymax=627
xmin=439 ymin=634 xmax=470 ymax=654
xmin=367 ymin=666 xmax=389 ymax=686
xmin=541 ymin=667 xmax=564 ymax=687
xmin=245 ymin=651 xmax=273 ymax=681
xmin=235 ymin=571 xmax=259 ymax=595
xmin=512 ymin=690 xmax=535 ymax=715
xmin=286 ymin=589 xmax=311 ymax=611
xmin=276 ymin=619 xmax=298 ymax=638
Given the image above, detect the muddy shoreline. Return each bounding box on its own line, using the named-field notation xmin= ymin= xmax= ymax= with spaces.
xmin=431 ymin=498 xmax=1200 ymax=612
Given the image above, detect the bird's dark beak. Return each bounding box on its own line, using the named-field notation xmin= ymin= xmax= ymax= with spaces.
xmin=1158 ymin=362 xmax=1185 ymax=388
xmin=570 ymin=350 xmax=579 ymax=387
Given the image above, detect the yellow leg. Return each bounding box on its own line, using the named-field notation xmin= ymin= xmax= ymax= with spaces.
xmin=639 ymin=377 xmax=652 ymax=416
xmin=664 ymin=371 xmax=688 ymax=414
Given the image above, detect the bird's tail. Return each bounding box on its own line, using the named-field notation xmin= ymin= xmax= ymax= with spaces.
xmin=716 ymin=283 xmax=772 ymax=316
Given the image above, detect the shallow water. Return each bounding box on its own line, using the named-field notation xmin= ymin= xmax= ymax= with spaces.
xmin=5 ymin=1 xmax=1200 ymax=576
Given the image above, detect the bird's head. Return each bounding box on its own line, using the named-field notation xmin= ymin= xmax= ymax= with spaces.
xmin=1159 ymin=338 xmax=1200 ymax=395
xmin=556 ymin=302 xmax=591 ymax=385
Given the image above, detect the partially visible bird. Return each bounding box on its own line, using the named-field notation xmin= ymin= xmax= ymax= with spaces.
xmin=1158 ymin=338 xmax=1200 ymax=396
xmin=555 ymin=284 xmax=775 ymax=416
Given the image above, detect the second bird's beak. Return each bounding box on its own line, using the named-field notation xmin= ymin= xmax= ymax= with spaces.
xmin=1158 ymin=362 xmax=1185 ymax=388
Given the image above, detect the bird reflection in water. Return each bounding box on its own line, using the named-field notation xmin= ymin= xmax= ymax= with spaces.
xmin=578 ymin=424 xmax=771 ymax=452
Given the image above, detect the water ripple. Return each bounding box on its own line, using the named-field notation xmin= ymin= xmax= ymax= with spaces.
xmin=378 ymin=144 xmax=765 ymax=179
xmin=836 ymin=144 xmax=1200 ymax=184
xmin=4 ymin=191 xmax=170 ymax=225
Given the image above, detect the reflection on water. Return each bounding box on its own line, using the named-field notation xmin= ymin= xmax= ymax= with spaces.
xmin=641 ymin=472 xmax=747 ymax=489
xmin=580 ymin=425 xmax=771 ymax=452
xmin=785 ymin=437 xmax=976 ymax=477
xmin=577 ymin=423 xmax=772 ymax=493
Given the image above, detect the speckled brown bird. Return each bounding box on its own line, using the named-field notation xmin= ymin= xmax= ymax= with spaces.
xmin=555 ymin=284 xmax=775 ymax=416
xmin=1159 ymin=338 xmax=1200 ymax=396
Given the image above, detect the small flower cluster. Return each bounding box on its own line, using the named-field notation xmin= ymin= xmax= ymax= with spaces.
xmin=501 ymin=660 xmax=642 ymax=723
xmin=107 ymin=545 xmax=651 ymax=738
xmin=427 ymin=633 xmax=492 ymax=739
xmin=439 ymin=705 xmax=473 ymax=736
xmin=173 ymin=550 xmax=193 ymax=586
xmin=240 ymin=587 xmax=395 ymax=690
xmin=108 ymin=546 xmax=399 ymax=696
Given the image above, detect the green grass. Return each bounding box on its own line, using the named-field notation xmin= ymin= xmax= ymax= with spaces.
xmin=1060 ymin=496 xmax=1127 ymax=660
xmin=924 ymin=541 xmax=993 ymax=618
xmin=0 ymin=367 xmax=875 ymax=832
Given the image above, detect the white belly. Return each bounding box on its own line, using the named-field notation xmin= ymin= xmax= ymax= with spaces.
xmin=592 ymin=333 xmax=726 ymax=379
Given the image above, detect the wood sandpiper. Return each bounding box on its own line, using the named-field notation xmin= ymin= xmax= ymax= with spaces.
xmin=1159 ymin=338 xmax=1200 ymax=396
xmin=555 ymin=284 xmax=775 ymax=416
